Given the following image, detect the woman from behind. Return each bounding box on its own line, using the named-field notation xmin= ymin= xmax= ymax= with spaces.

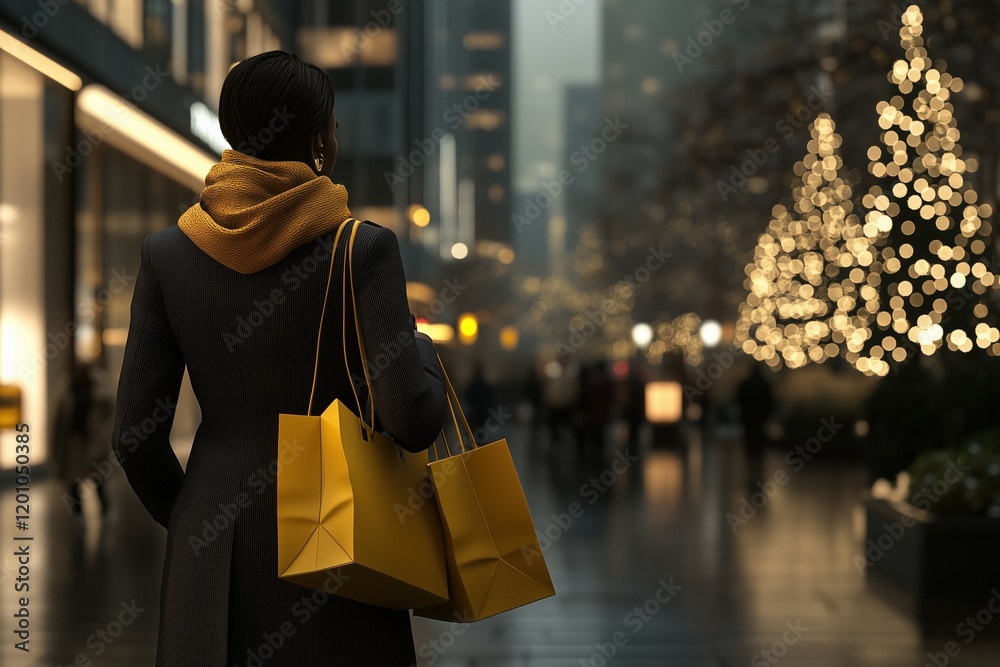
xmin=110 ymin=50 xmax=447 ymax=666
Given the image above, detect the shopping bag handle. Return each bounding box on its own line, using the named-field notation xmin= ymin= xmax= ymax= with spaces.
xmin=307 ymin=218 xmax=352 ymax=416
xmin=306 ymin=219 xmax=376 ymax=442
xmin=344 ymin=220 xmax=377 ymax=441
xmin=435 ymin=352 xmax=478 ymax=454
xmin=431 ymin=370 xmax=467 ymax=459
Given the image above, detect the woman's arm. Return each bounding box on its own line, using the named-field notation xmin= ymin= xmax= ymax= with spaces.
xmin=110 ymin=235 xmax=186 ymax=529
xmin=353 ymin=225 xmax=448 ymax=453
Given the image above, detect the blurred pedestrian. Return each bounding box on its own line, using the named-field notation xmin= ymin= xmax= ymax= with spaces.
xmin=463 ymin=361 xmax=495 ymax=443
xmin=579 ymin=359 xmax=612 ymax=461
xmin=53 ymin=360 xmax=115 ymax=516
xmin=543 ymin=356 xmax=580 ymax=455
xmin=623 ymin=363 xmax=646 ymax=451
xmin=736 ymin=364 xmax=775 ymax=481
xmin=524 ymin=357 xmax=545 ymax=450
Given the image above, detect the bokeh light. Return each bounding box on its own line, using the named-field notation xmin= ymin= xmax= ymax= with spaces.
xmin=736 ymin=114 xmax=876 ymax=370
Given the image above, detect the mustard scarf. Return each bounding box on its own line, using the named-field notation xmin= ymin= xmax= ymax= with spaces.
xmin=178 ymin=149 xmax=352 ymax=274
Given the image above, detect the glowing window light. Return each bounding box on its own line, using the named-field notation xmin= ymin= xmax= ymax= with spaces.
xmin=645 ymin=382 xmax=683 ymax=424
xmin=0 ymin=30 xmax=82 ymax=90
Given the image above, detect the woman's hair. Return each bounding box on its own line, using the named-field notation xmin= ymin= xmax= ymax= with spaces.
xmin=218 ymin=50 xmax=335 ymax=157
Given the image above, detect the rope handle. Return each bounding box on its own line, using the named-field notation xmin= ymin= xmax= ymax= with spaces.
xmin=307 ymin=219 xmax=352 ymax=416
xmin=434 ymin=352 xmax=478 ymax=455
xmin=306 ymin=219 xmax=374 ymax=442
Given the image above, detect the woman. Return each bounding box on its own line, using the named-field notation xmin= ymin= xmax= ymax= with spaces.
xmin=111 ymin=51 xmax=448 ymax=666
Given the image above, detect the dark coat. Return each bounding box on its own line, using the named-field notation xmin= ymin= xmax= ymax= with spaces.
xmin=111 ymin=220 xmax=448 ymax=666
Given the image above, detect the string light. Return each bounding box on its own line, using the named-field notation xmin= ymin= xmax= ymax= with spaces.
xmin=853 ymin=5 xmax=997 ymax=377
xmin=648 ymin=313 xmax=704 ymax=366
xmin=736 ymin=114 xmax=876 ymax=370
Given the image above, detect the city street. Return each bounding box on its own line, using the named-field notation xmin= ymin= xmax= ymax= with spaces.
xmin=3 ymin=420 xmax=998 ymax=666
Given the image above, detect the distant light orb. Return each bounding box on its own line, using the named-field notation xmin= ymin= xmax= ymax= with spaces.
xmin=451 ymin=242 xmax=469 ymax=259
xmin=631 ymin=323 xmax=653 ymax=349
xmin=700 ymin=320 xmax=723 ymax=348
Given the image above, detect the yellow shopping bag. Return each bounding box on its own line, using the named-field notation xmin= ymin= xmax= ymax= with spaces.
xmin=277 ymin=219 xmax=448 ymax=609
xmin=414 ymin=354 xmax=555 ymax=622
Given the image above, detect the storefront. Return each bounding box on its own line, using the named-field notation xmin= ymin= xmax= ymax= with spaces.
xmin=0 ymin=0 xmax=253 ymax=474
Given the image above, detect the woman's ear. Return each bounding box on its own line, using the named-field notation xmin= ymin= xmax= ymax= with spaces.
xmin=312 ymin=134 xmax=326 ymax=174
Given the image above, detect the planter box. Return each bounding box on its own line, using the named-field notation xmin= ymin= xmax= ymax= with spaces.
xmin=863 ymin=497 xmax=1000 ymax=632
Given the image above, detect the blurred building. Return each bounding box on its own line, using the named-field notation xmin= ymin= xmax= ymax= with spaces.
xmin=599 ymin=0 xmax=848 ymax=323
xmin=562 ymin=85 xmax=600 ymax=274
xmin=420 ymin=0 xmax=512 ymax=253
xmin=297 ymin=0 xmax=414 ymax=237
xmin=411 ymin=0 xmax=518 ymax=380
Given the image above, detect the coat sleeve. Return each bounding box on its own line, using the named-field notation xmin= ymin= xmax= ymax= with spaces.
xmin=110 ymin=235 xmax=186 ymax=529
xmin=352 ymin=225 xmax=448 ymax=453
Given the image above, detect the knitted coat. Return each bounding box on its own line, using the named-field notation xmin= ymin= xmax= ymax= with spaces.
xmin=110 ymin=218 xmax=447 ymax=666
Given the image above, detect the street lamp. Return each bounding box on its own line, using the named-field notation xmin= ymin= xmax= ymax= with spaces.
xmin=699 ymin=320 xmax=722 ymax=348
xmin=631 ymin=323 xmax=653 ymax=350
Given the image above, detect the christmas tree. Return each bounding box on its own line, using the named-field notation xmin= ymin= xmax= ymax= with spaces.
xmin=854 ymin=4 xmax=997 ymax=377
xmin=737 ymin=113 xmax=877 ymax=370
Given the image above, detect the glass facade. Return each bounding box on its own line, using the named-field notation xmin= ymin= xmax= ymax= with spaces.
xmin=0 ymin=0 xmax=294 ymax=471
xmin=0 ymin=51 xmax=75 ymax=469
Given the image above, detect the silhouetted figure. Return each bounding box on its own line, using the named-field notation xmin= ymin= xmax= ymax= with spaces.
xmin=463 ymin=361 xmax=495 ymax=443
xmin=623 ymin=364 xmax=646 ymax=451
xmin=737 ymin=364 xmax=775 ymax=481
xmin=53 ymin=361 xmax=114 ymax=516
xmin=543 ymin=356 xmax=580 ymax=456
xmin=523 ymin=358 xmax=545 ymax=449
xmin=579 ymin=360 xmax=612 ymax=461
